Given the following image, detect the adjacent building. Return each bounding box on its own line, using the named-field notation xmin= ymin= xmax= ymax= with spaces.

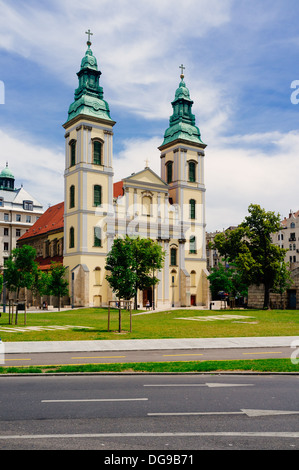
xmin=0 ymin=163 xmax=43 ymax=267
xmin=18 ymin=201 xmax=64 ymax=270
xmin=272 ymin=210 xmax=299 ymax=270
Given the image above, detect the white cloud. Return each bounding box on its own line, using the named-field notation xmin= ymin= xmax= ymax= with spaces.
xmin=0 ymin=129 xmax=64 ymax=208
xmin=205 ymin=130 xmax=299 ymax=231
xmin=0 ymin=0 xmax=234 ymax=120
xmin=114 ymin=136 xmax=161 ymax=182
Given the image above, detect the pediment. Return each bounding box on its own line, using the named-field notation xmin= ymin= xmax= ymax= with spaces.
xmin=123 ymin=167 xmax=168 ymax=189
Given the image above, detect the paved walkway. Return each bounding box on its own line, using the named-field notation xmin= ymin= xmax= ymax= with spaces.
xmin=4 ymin=336 xmax=299 ymax=354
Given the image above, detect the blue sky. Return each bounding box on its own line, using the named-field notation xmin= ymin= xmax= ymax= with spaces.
xmin=0 ymin=0 xmax=299 ymax=231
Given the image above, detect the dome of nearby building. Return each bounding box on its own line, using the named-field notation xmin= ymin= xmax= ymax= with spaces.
xmin=0 ymin=163 xmax=14 ymax=179
xmin=0 ymin=163 xmax=15 ymax=190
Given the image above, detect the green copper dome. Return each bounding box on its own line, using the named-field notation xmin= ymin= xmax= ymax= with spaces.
xmin=80 ymin=46 xmax=98 ymax=71
xmin=0 ymin=163 xmax=15 ymax=191
xmin=160 ymin=71 xmax=205 ymax=148
xmin=0 ymin=164 xmax=14 ymax=179
xmin=66 ymin=36 xmax=113 ymax=123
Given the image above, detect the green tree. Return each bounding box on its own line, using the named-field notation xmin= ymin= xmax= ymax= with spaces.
xmin=213 ymin=204 xmax=286 ymax=309
xmin=47 ymin=262 xmax=69 ymax=311
xmin=208 ymin=262 xmax=248 ymax=303
xmin=131 ymin=237 xmax=165 ymax=310
xmin=272 ymin=262 xmax=293 ymax=309
xmin=4 ymin=245 xmax=38 ymax=324
xmin=31 ymin=268 xmax=51 ymax=307
xmin=105 ymin=236 xmax=165 ymax=329
xmin=105 ymin=237 xmax=137 ymax=332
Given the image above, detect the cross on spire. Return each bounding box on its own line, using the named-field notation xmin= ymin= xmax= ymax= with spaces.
xmin=85 ymin=29 xmax=93 ymax=45
xmin=179 ymin=64 xmax=185 ymax=79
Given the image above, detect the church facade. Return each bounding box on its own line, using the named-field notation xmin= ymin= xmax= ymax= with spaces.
xmin=63 ymin=35 xmax=209 ymax=309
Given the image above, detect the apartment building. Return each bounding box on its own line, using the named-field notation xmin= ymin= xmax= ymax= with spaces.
xmin=0 ymin=164 xmax=43 ymax=266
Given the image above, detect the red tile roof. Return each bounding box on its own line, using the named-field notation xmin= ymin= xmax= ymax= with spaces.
xmin=19 ymin=202 xmax=64 ymax=241
xmin=35 ymin=255 xmax=63 ymax=271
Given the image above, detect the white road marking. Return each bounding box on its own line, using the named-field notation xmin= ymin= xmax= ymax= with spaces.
xmin=148 ymin=409 xmax=299 ymax=417
xmin=0 ymin=431 xmax=299 ymax=440
xmin=144 ymin=383 xmax=254 ymax=388
xmin=41 ymin=398 xmax=148 ymax=403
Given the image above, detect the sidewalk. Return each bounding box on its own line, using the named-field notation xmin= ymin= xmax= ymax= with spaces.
xmin=4 ymin=336 xmax=299 ymax=354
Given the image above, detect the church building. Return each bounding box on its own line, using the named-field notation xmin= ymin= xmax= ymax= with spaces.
xmin=63 ymin=33 xmax=209 ymax=309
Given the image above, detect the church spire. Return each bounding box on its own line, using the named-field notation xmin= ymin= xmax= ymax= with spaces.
xmin=159 ymin=65 xmax=205 ymax=149
xmin=65 ymin=31 xmax=113 ymax=124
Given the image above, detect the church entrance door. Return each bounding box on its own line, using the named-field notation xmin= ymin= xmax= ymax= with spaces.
xmin=143 ymin=289 xmax=152 ymax=308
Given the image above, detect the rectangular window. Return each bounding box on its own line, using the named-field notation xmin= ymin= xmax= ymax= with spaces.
xmin=93 ymin=141 xmax=102 ymax=165
xmin=16 ymin=214 xmax=21 ymax=222
xmin=190 ymin=236 xmax=196 ymax=254
xmin=4 ymin=213 xmax=9 ymax=221
xmin=94 ymin=185 xmax=102 ymax=207
xmin=16 ymin=229 xmax=21 ymax=237
xmin=189 ymin=162 xmax=196 ymax=182
xmin=4 ymin=242 xmax=9 ymax=252
xmin=166 ymin=162 xmax=173 ymax=184
xmin=70 ymin=141 xmax=76 ymax=167
xmin=170 ymin=248 xmax=177 ymax=266
xmin=26 ymin=215 xmax=31 ymax=223
xmin=0 ymin=198 xmax=3 ymax=207
xmin=189 ymin=200 xmax=196 ymax=220
xmin=23 ymin=201 xmax=33 ymax=211
xmin=94 ymin=227 xmax=102 ymax=247
xmin=4 ymin=228 xmax=8 ymax=236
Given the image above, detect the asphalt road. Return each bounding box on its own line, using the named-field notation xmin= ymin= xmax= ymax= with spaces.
xmin=2 ymin=346 xmax=294 ymax=367
xmin=0 ymin=374 xmax=298 ymax=451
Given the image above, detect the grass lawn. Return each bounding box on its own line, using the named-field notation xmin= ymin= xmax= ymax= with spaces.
xmin=0 ymin=359 xmax=298 ymax=375
xmin=0 ymin=307 xmax=298 ymax=342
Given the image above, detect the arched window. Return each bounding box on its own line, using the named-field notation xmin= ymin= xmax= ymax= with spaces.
xmin=94 ymin=267 xmax=101 ymax=285
xmin=69 ymin=227 xmax=75 ymax=248
xmin=93 ymin=140 xmax=102 ymax=165
xmin=189 ymin=236 xmax=196 ymax=253
xmin=69 ymin=185 xmax=75 ymax=208
xmin=166 ymin=161 xmax=173 ymax=184
xmin=189 ymin=199 xmax=196 ymax=219
xmin=94 ymin=185 xmax=102 ymax=207
xmin=142 ymin=195 xmax=151 ymax=216
xmin=191 ymin=270 xmax=196 ymax=287
xmin=70 ymin=140 xmax=76 ymax=167
xmin=188 ymin=161 xmax=196 ymax=182
xmin=170 ymin=247 xmax=177 ymax=266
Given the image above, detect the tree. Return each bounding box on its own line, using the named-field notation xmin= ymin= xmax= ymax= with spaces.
xmin=208 ymin=261 xmax=249 ymax=306
xmin=47 ymin=262 xmax=69 ymax=311
xmin=213 ymin=204 xmax=287 ymax=309
xmin=4 ymin=245 xmax=38 ymax=324
xmin=130 ymin=237 xmax=165 ymax=310
xmin=105 ymin=237 xmax=137 ymax=332
xmin=272 ymin=262 xmax=293 ymax=309
xmin=105 ymin=236 xmax=165 ymax=330
xmin=31 ymin=268 xmax=51 ymax=307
